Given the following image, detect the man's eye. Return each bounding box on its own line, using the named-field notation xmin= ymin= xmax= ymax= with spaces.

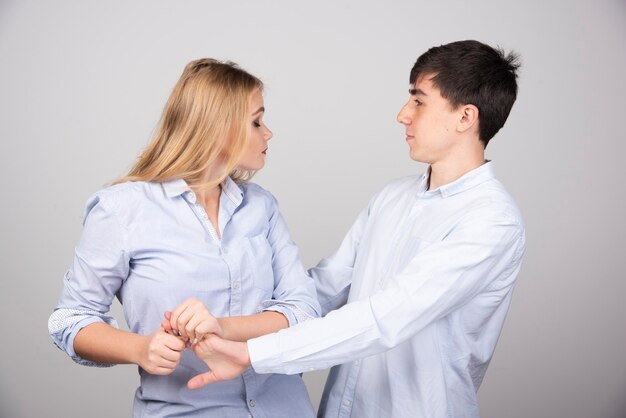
xmin=414 ymin=100 xmax=422 ymax=106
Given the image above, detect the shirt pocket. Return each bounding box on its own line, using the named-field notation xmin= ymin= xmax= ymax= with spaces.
xmin=245 ymin=234 xmax=275 ymax=294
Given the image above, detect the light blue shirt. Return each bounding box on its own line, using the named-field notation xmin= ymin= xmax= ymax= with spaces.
xmin=249 ymin=162 xmax=526 ymax=418
xmin=49 ymin=177 xmax=320 ymax=418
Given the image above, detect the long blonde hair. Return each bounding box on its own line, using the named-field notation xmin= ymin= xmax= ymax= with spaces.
xmin=114 ymin=58 xmax=263 ymax=190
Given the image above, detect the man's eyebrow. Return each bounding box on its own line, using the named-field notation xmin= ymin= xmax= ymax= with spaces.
xmin=409 ymin=88 xmax=427 ymax=96
xmin=252 ymin=107 xmax=265 ymax=116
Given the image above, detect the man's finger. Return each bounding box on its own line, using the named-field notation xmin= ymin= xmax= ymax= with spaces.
xmin=187 ymin=371 xmax=220 ymax=390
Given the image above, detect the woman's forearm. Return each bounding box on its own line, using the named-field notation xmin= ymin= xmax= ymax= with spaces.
xmin=218 ymin=311 xmax=288 ymax=342
xmin=73 ymin=322 xmax=146 ymax=365
xmin=74 ymin=322 xmax=185 ymax=375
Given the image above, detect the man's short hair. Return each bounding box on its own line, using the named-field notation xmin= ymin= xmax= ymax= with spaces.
xmin=410 ymin=40 xmax=520 ymax=147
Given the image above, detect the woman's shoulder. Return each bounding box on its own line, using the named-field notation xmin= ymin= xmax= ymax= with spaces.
xmin=240 ymin=182 xmax=274 ymax=198
xmin=85 ymin=181 xmax=162 ymax=214
xmin=239 ymin=182 xmax=279 ymax=208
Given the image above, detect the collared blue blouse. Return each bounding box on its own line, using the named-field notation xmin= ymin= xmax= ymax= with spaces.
xmin=49 ymin=177 xmax=320 ymax=418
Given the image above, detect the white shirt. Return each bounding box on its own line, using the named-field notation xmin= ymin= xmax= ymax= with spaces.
xmin=248 ymin=162 xmax=525 ymax=418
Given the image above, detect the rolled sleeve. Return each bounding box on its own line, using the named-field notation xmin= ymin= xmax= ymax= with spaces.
xmin=48 ymin=308 xmax=119 ymax=367
xmin=258 ymin=195 xmax=321 ymax=325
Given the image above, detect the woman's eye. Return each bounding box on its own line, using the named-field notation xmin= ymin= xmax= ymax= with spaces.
xmin=253 ymin=120 xmax=261 ymax=128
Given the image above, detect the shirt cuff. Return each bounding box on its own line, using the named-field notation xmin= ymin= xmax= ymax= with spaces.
xmin=248 ymin=332 xmax=283 ymax=374
xmin=249 ymin=328 xmax=329 ymax=375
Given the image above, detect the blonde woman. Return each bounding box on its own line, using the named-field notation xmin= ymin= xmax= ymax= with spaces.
xmin=48 ymin=59 xmax=320 ymax=417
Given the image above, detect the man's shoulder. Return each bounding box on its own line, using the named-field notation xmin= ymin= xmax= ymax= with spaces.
xmin=377 ymin=174 xmax=424 ymax=197
xmin=473 ymin=178 xmax=524 ymax=226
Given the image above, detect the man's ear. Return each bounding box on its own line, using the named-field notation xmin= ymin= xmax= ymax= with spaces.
xmin=457 ymin=104 xmax=479 ymax=134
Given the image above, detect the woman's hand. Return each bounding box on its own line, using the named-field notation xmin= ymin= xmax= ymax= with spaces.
xmin=136 ymin=326 xmax=186 ymax=375
xmin=166 ymin=298 xmax=224 ymax=343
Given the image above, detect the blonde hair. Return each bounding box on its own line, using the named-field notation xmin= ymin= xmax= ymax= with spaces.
xmin=114 ymin=58 xmax=263 ymax=190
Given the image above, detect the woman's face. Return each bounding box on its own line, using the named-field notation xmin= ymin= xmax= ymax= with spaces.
xmin=236 ymin=89 xmax=273 ymax=171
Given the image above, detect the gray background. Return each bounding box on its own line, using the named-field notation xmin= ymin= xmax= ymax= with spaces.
xmin=1 ymin=1 xmax=625 ymax=417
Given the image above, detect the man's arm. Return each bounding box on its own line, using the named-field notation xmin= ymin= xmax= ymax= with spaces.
xmin=187 ymin=212 xmax=524 ymax=387
xmin=251 ymin=213 xmax=525 ymax=374
xmin=310 ymin=197 xmax=375 ymax=315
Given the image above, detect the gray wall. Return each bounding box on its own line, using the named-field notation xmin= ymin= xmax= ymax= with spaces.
xmin=1 ymin=1 xmax=625 ymax=417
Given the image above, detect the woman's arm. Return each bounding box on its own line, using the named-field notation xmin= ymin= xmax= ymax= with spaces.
xmin=218 ymin=312 xmax=288 ymax=341
xmin=74 ymin=322 xmax=185 ymax=374
xmin=48 ymin=192 xmax=185 ymax=373
xmin=165 ymin=300 xmax=288 ymax=343
xmin=255 ymin=193 xmax=321 ymax=324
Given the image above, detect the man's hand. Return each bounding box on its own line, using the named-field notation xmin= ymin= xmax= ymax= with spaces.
xmin=187 ymin=334 xmax=251 ymax=390
xmin=165 ymin=298 xmax=223 ymax=343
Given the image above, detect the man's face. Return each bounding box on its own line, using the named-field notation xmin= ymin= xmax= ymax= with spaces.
xmin=397 ymin=74 xmax=460 ymax=164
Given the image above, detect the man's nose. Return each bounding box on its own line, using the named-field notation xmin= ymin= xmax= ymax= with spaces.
xmin=397 ymin=102 xmax=411 ymax=125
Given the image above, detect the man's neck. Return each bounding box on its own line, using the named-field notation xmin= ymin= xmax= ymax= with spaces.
xmin=428 ymin=152 xmax=485 ymax=191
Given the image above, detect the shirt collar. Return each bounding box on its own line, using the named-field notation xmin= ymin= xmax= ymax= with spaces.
xmin=161 ymin=177 xmax=244 ymax=205
xmin=220 ymin=176 xmax=244 ymax=206
xmin=162 ymin=178 xmax=189 ymax=197
xmin=418 ymin=160 xmax=495 ymax=199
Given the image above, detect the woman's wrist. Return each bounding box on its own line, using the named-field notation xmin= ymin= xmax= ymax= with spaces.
xmin=128 ymin=333 xmax=149 ymax=367
xmin=216 ymin=317 xmax=231 ymax=340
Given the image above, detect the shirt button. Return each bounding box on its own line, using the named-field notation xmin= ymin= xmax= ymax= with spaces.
xmin=249 ymin=399 xmax=255 ymax=408
xmin=354 ymin=360 xmax=360 ymax=366
xmin=232 ymin=282 xmax=240 ymax=290
xmin=343 ymin=399 xmax=351 ymax=406
xmin=222 ymin=246 xmax=229 ymax=254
